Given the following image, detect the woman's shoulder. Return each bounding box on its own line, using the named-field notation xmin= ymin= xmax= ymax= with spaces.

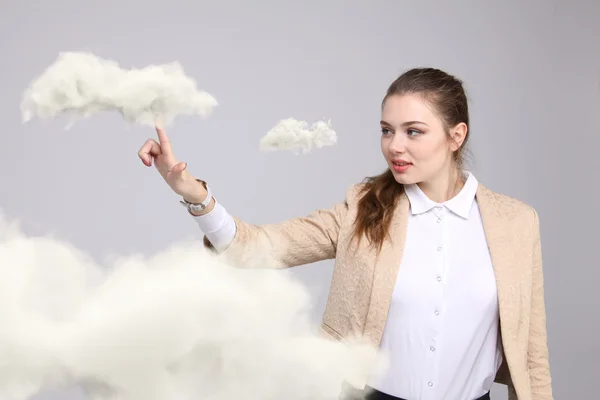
xmin=344 ymin=182 xmax=368 ymax=200
xmin=340 ymin=181 xmax=374 ymax=208
xmin=477 ymin=182 xmax=539 ymax=224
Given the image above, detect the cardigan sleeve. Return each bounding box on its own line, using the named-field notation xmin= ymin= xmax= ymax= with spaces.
xmin=202 ymin=185 xmax=360 ymax=269
xmin=528 ymin=208 xmax=554 ymax=400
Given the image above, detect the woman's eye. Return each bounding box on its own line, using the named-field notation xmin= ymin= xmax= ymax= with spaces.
xmin=407 ymin=129 xmax=422 ymax=136
xmin=381 ymin=128 xmax=393 ymax=135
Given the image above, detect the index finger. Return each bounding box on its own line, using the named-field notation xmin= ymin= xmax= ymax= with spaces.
xmin=155 ymin=124 xmax=173 ymax=156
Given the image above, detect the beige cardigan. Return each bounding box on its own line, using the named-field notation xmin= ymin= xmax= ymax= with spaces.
xmin=203 ymin=182 xmax=553 ymax=400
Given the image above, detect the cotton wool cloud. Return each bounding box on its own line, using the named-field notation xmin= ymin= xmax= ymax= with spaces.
xmin=20 ymin=51 xmax=338 ymax=156
xmin=260 ymin=118 xmax=337 ymax=154
xmin=20 ymin=51 xmax=218 ymax=128
xmin=0 ymin=210 xmax=384 ymax=400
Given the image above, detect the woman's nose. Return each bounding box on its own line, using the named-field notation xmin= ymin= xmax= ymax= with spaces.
xmin=389 ymin=134 xmax=407 ymax=153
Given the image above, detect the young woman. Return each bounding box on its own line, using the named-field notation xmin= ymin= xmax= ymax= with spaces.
xmin=138 ymin=68 xmax=553 ymax=400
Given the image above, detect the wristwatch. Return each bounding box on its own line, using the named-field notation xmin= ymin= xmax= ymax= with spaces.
xmin=180 ymin=179 xmax=212 ymax=213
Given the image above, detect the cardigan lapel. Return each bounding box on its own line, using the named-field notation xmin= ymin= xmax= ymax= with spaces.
xmin=362 ymin=193 xmax=410 ymax=346
xmin=475 ymin=184 xmax=520 ymax=358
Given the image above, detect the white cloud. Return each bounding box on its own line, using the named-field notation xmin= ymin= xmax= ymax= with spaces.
xmin=0 ymin=211 xmax=379 ymax=400
xmin=260 ymin=118 xmax=337 ymax=154
xmin=20 ymin=51 xmax=218 ymax=128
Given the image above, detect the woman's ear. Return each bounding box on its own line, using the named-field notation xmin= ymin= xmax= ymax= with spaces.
xmin=449 ymin=122 xmax=468 ymax=151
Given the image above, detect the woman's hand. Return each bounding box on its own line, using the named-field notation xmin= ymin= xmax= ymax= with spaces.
xmin=138 ymin=124 xmax=207 ymax=204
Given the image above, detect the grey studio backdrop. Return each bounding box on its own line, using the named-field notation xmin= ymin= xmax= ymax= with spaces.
xmin=1 ymin=1 xmax=599 ymax=399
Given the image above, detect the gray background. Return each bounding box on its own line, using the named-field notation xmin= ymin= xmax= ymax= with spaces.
xmin=1 ymin=0 xmax=599 ymax=399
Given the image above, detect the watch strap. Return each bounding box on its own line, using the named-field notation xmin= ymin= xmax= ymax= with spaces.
xmin=180 ymin=179 xmax=212 ymax=212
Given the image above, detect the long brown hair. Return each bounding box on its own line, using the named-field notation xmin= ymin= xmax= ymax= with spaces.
xmin=351 ymin=67 xmax=471 ymax=252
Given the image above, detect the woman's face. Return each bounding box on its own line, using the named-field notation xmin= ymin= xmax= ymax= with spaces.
xmin=380 ymin=93 xmax=464 ymax=186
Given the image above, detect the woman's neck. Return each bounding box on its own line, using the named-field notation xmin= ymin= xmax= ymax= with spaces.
xmin=418 ymin=167 xmax=465 ymax=203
